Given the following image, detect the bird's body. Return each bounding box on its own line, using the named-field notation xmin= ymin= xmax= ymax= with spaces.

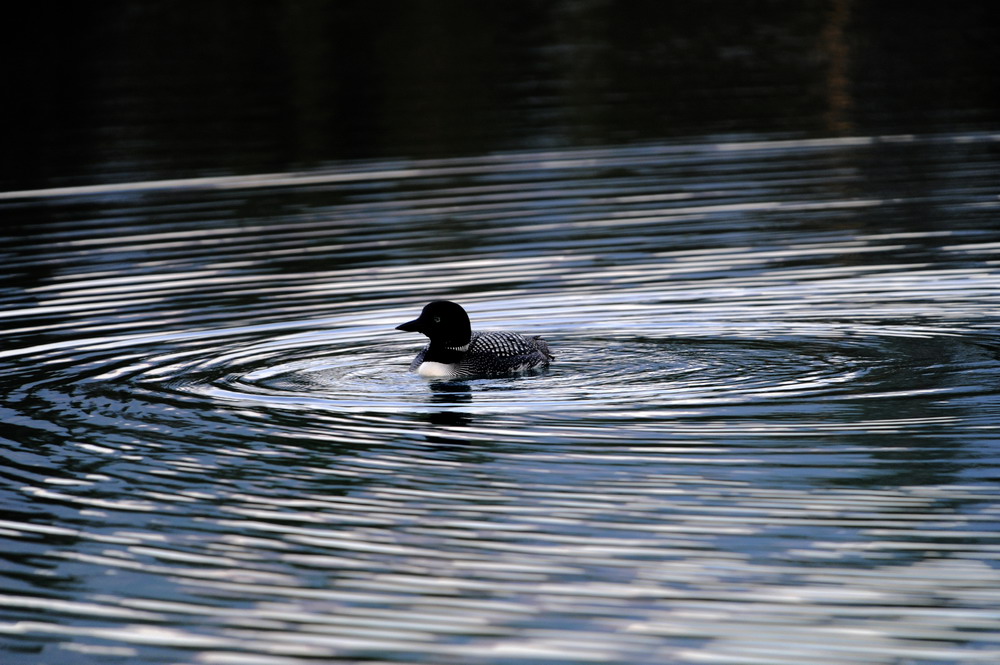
xmin=396 ymin=301 xmax=553 ymax=380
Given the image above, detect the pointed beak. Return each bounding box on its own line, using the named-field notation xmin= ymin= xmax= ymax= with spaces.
xmin=395 ymin=317 xmax=423 ymax=333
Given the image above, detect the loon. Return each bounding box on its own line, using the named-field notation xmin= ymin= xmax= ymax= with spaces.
xmin=396 ymin=300 xmax=553 ymax=379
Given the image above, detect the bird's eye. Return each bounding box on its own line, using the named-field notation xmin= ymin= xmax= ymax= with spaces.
xmin=433 ymin=316 xmax=441 ymax=323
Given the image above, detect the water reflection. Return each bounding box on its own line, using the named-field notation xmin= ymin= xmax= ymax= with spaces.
xmin=5 ymin=4 xmax=1000 ymax=192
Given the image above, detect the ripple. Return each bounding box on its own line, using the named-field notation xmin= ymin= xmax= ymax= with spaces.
xmin=3 ymin=273 xmax=998 ymax=431
xmin=3 ymin=131 xmax=1000 ymax=664
xmin=2 ymin=305 xmax=979 ymax=422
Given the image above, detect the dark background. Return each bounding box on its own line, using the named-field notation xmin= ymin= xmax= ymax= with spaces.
xmin=4 ymin=1 xmax=998 ymax=191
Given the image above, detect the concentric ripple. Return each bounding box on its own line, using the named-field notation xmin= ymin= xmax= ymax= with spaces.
xmin=3 ymin=132 xmax=1000 ymax=664
xmin=6 ymin=300 xmax=986 ymax=423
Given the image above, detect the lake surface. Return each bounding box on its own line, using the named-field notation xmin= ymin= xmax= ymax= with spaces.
xmin=3 ymin=131 xmax=1000 ymax=664
xmin=3 ymin=4 xmax=1000 ymax=665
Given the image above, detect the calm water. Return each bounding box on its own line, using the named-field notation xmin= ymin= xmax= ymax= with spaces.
xmin=3 ymin=132 xmax=1000 ymax=664
xmin=4 ymin=3 xmax=1000 ymax=664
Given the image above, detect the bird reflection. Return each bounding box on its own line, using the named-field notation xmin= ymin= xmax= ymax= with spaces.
xmin=421 ymin=382 xmax=473 ymax=430
xmin=428 ymin=381 xmax=473 ymax=399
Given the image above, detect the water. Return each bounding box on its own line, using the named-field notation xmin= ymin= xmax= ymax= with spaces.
xmin=4 ymin=3 xmax=1000 ymax=662
xmin=3 ymin=130 xmax=1000 ymax=664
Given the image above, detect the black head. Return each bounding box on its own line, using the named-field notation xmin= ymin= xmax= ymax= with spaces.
xmin=395 ymin=300 xmax=472 ymax=347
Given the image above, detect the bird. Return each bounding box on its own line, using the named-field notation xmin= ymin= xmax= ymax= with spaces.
xmin=396 ymin=300 xmax=553 ymax=380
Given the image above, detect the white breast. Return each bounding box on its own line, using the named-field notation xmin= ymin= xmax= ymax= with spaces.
xmin=417 ymin=361 xmax=458 ymax=379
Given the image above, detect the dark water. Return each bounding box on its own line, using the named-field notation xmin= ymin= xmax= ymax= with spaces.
xmin=3 ymin=4 xmax=1000 ymax=665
